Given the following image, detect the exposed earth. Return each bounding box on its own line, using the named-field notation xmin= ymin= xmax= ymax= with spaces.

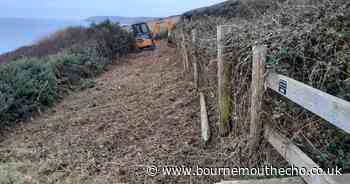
xmin=1 ymin=44 xmax=245 ymax=184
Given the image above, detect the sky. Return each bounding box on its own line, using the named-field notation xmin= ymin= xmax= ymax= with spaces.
xmin=0 ymin=0 xmax=226 ymax=20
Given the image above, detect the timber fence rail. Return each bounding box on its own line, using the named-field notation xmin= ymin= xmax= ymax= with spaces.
xmin=178 ymin=24 xmax=350 ymax=184
xmin=250 ymin=45 xmax=350 ymax=184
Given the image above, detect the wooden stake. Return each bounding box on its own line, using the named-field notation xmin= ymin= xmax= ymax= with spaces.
xmin=192 ymin=29 xmax=199 ymax=88
xmin=193 ymin=61 xmax=199 ymax=88
xmin=249 ymin=45 xmax=267 ymax=159
xmin=217 ymin=25 xmax=232 ymax=137
xmin=200 ymin=92 xmax=211 ymax=142
xmin=181 ymin=29 xmax=190 ymax=72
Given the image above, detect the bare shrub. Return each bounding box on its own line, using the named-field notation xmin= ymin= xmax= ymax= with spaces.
xmin=176 ymin=0 xmax=350 ymax=169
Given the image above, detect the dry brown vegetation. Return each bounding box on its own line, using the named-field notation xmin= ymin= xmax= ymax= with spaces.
xmin=1 ymin=0 xmax=349 ymax=183
xmin=178 ymin=0 xmax=350 ymax=172
xmin=0 ymin=44 xmax=260 ymax=184
xmin=0 ymin=21 xmax=134 ymax=64
xmin=0 ymin=21 xmax=134 ymax=129
xmin=0 ymin=27 xmax=88 ymax=64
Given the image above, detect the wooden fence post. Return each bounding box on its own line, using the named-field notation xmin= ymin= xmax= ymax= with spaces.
xmin=217 ymin=25 xmax=232 ymax=137
xmin=192 ymin=29 xmax=199 ymax=88
xmin=249 ymin=45 xmax=267 ymax=160
xmin=181 ymin=29 xmax=190 ymax=72
xmin=200 ymin=92 xmax=211 ymax=142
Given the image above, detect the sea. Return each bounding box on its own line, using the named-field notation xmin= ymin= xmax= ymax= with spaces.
xmin=0 ymin=18 xmax=88 ymax=55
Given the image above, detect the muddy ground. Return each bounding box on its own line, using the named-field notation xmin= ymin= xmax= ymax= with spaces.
xmin=0 ymin=44 xmax=247 ymax=184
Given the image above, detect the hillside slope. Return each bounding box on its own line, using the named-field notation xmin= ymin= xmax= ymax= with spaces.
xmin=179 ymin=0 xmax=350 ymax=173
xmin=183 ymin=0 xmax=278 ymax=19
xmin=0 ymin=44 xmax=254 ymax=184
xmin=86 ymin=16 xmax=159 ymax=25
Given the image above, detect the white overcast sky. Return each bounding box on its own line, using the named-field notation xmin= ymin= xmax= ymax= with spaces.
xmin=0 ymin=0 xmax=226 ymax=19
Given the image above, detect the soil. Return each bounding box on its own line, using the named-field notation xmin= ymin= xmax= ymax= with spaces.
xmin=0 ymin=44 xmax=243 ymax=184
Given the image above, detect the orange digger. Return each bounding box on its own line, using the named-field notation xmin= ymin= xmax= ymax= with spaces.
xmin=150 ymin=19 xmax=177 ymax=47
xmin=165 ymin=19 xmax=176 ymax=45
xmin=129 ymin=17 xmax=178 ymax=50
xmin=152 ymin=22 xmax=161 ymax=47
xmin=131 ymin=22 xmax=156 ymax=49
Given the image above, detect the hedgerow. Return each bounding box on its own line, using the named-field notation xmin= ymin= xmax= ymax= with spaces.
xmin=0 ymin=20 xmax=135 ymax=63
xmin=0 ymin=21 xmax=134 ymax=127
xmin=90 ymin=20 xmax=135 ymax=59
xmin=177 ymin=0 xmax=350 ymax=171
xmin=0 ymin=58 xmax=58 ymax=124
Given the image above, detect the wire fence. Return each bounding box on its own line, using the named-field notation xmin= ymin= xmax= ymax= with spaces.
xmin=174 ymin=0 xmax=350 ymax=170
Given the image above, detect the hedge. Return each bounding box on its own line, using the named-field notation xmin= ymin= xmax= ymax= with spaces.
xmin=0 ymin=21 xmax=134 ymax=127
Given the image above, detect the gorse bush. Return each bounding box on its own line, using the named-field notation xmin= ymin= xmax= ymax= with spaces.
xmin=0 ymin=26 xmax=90 ymax=63
xmin=0 ymin=21 xmax=134 ymax=126
xmin=0 ymin=58 xmax=58 ymax=124
xmin=50 ymin=47 xmax=111 ymax=87
xmin=90 ymin=20 xmax=135 ymax=59
xmin=0 ymin=48 xmax=110 ymax=125
xmin=0 ymin=20 xmax=135 ymax=63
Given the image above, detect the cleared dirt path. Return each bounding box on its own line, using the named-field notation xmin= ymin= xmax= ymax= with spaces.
xmin=0 ymin=45 xmax=239 ymax=184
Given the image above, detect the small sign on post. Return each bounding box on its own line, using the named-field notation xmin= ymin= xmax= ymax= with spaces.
xmin=278 ymin=79 xmax=288 ymax=95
